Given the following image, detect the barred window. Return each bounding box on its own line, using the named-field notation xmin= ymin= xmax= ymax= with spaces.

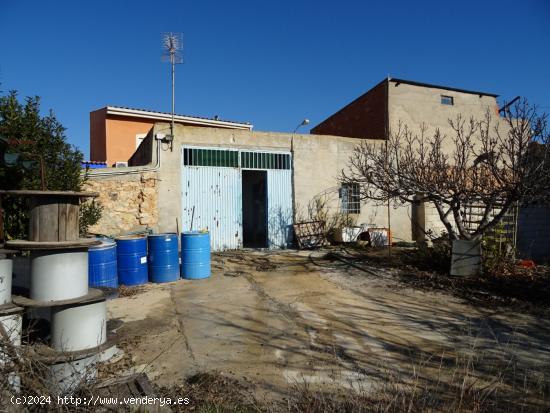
xmin=183 ymin=148 xmax=238 ymax=167
xmin=241 ymin=152 xmax=290 ymax=170
xmin=340 ymin=183 xmax=361 ymax=214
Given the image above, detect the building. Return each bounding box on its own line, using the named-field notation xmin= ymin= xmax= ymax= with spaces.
xmin=85 ymin=123 xmax=409 ymax=249
xmin=84 ymin=78 xmax=507 ymax=251
xmin=311 ymin=78 xmax=500 ymax=140
xmin=89 ymin=106 xmax=253 ymax=166
xmin=312 ymin=78 xmax=503 ymax=240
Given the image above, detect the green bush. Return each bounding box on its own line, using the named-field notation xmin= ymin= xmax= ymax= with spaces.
xmin=79 ymin=199 xmax=103 ymax=236
xmin=0 ymin=90 xmax=101 ymax=239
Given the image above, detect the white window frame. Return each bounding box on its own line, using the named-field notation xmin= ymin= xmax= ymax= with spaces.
xmin=340 ymin=183 xmax=361 ymax=214
xmin=136 ymin=133 xmax=147 ymax=149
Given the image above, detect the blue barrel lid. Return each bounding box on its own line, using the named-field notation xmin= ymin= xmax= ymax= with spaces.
xmin=116 ymin=234 xmax=147 ymax=241
xmin=89 ymin=237 xmax=116 ymax=250
xmin=148 ymin=232 xmax=178 ymax=238
xmin=182 ymin=231 xmax=209 ymax=236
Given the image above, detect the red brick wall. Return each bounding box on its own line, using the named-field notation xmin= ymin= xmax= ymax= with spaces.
xmin=311 ymin=80 xmax=387 ymax=139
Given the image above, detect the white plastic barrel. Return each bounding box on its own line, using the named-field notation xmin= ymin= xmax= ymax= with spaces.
xmin=30 ymin=249 xmax=88 ymax=302
xmin=50 ymin=299 xmax=107 ymax=352
xmin=0 ymin=258 xmax=13 ymax=305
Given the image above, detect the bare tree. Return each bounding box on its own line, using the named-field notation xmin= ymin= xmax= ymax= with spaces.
xmin=342 ymin=100 xmax=550 ymax=241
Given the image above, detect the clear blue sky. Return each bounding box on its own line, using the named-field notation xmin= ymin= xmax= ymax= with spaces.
xmin=1 ymin=0 xmax=549 ymax=158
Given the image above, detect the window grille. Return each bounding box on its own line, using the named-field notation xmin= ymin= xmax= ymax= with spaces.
xmin=183 ymin=148 xmax=239 ymax=167
xmin=340 ymin=183 xmax=361 ymax=214
xmin=240 ymin=152 xmax=290 ymax=170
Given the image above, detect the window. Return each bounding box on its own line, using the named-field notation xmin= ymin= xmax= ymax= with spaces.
xmin=241 ymin=152 xmax=291 ymax=170
xmin=340 ymin=183 xmax=361 ymax=214
xmin=136 ymin=133 xmax=147 ymax=149
xmin=441 ymin=95 xmax=454 ymax=105
xmin=183 ymin=148 xmax=292 ymax=169
xmin=183 ymin=148 xmax=239 ymax=167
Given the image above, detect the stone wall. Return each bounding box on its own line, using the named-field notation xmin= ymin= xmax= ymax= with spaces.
xmin=83 ymin=171 xmax=159 ymax=236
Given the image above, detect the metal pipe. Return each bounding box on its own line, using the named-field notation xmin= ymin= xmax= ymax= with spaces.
xmin=85 ymin=133 xmax=162 ymax=177
xmin=171 ymin=52 xmax=175 ymax=139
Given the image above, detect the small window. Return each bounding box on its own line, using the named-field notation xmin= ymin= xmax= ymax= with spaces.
xmin=441 ymin=95 xmax=454 ymax=105
xmin=340 ymin=183 xmax=361 ymax=214
xmin=136 ymin=133 xmax=147 ymax=149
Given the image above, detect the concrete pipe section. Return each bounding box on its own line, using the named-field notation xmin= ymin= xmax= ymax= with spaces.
xmin=0 ymin=257 xmax=13 ymax=305
xmin=47 ymin=354 xmax=99 ymax=395
xmin=0 ymin=309 xmax=23 ymax=394
xmin=50 ymin=299 xmax=107 ymax=352
xmin=30 ymin=249 xmax=88 ymax=302
xmin=0 ymin=312 xmax=23 ymax=347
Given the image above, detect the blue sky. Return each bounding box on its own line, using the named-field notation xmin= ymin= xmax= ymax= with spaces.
xmin=1 ymin=0 xmax=549 ymax=158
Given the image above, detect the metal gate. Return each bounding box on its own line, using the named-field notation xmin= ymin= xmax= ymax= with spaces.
xmin=181 ymin=146 xmax=293 ymax=251
xmin=266 ymin=169 xmax=293 ymax=248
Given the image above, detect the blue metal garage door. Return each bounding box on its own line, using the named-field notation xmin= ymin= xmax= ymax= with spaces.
xmin=267 ymin=169 xmax=293 ymax=248
xmin=182 ymin=147 xmax=293 ymax=251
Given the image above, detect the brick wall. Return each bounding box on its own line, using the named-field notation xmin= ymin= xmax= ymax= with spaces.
xmin=311 ymin=80 xmax=387 ymax=139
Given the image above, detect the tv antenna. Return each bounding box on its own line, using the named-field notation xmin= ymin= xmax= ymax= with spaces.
xmin=162 ymin=32 xmax=183 ymax=140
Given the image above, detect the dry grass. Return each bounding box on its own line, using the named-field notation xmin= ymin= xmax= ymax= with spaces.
xmin=158 ymin=338 xmax=549 ymax=413
xmin=117 ymin=285 xmax=144 ymax=298
xmin=327 ymin=245 xmax=550 ymax=312
xmin=2 ymin=331 xmax=549 ymax=412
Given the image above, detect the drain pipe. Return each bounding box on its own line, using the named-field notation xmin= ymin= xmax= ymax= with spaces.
xmin=291 ymin=119 xmax=310 ymax=221
xmin=85 ymin=133 xmax=164 ymax=177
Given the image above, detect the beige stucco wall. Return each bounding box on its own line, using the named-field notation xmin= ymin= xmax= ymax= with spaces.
xmin=388 ymin=82 xmax=501 ymax=153
xmin=83 ymin=171 xmax=158 ymax=236
xmin=151 ymin=123 xmax=413 ymax=243
xmin=85 ymin=124 xmax=414 ymax=243
xmin=387 ymin=83 xmax=513 ymax=240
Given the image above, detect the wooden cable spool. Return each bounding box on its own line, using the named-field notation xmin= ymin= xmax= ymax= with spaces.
xmin=0 ymin=190 xmax=98 ymax=243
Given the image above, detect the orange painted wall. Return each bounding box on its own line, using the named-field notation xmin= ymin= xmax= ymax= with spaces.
xmin=90 ymin=109 xmax=231 ymax=165
xmin=104 ymin=115 xmax=155 ymax=166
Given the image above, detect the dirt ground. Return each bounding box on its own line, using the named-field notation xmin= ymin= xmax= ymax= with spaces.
xmin=106 ymin=249 xmax=550 ymax=399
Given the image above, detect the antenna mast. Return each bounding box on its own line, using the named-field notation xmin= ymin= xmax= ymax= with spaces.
xmin=162 ymin=32 xmax=183 ymax=140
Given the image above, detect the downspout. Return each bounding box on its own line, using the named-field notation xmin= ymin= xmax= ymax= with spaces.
xmin=291 ymin=134 xmax=296 ymax=222
xmin=385 ymin=76 xmax=392 ymax=256
xmin=290 ymin=119 xmax=309 ymax=223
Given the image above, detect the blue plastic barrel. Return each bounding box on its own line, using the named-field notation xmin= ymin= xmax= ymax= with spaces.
xmin=181 ymin=231 xmax=211 ymax=279
xmin=88 ymin=238 xmax=118 ymax=288
xmin=148 ymin=233 xmax=179 ymax=283
xmin=116 ymin=235 xmax=148 ymax=286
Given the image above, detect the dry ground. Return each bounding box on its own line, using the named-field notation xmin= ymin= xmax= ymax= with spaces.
xmin=106 ymin=249 xmax=550 ymax=406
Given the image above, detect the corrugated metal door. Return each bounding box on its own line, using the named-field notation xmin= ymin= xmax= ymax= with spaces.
xmin=182 ymin=166 xmax=242 ymax=251
xmin=182 ymin=147 xmax=292 ymax=251
xmin=267 ymin=169 xmax=293 ymax=248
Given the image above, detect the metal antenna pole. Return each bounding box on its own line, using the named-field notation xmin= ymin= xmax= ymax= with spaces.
xmin=161 ymin=32 xmax=183 ymax=144
xmin=171 ymin=43 xmax=175 ymax=137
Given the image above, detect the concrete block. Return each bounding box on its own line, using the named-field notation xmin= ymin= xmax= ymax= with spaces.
xmin=450 ymin=239 xmax=481 ymax=277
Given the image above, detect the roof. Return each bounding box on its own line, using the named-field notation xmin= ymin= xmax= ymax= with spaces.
xmin=389 ymin=78 xmax=499 ymax=98
xmin=102 ymin=106 xmax=253 ymax=130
